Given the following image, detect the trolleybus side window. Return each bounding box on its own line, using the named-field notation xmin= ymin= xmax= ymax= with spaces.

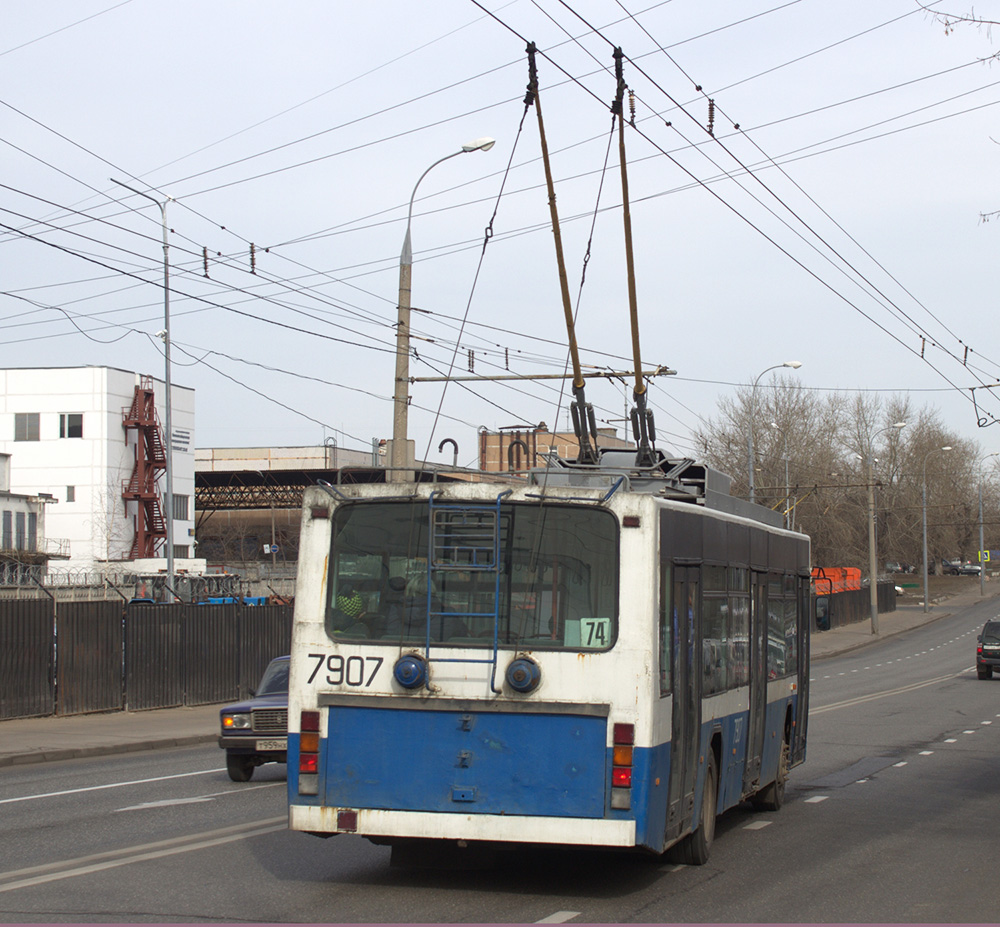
xmin=701 ymin=594 xmax=728 ymax=695
xmin=765 ymin=573 xmax=800 ymax=679
xmin=659 ymin=561 xmax=672 ymax=696
xmin=326 ymin=501 xmax=618 ymax=650
xmin=729 ymin=572 xmax=750 ymax=688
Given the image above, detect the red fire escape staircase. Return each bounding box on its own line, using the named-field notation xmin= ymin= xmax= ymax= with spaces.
xmin=122 ymin=376 xmax=167 ymax=559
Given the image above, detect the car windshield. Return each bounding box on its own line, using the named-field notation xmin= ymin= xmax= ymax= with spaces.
xmin=982 ymin=624 xmax=1000 ymax=645
xmin=256 ymin=659 xmax=289 ymax=696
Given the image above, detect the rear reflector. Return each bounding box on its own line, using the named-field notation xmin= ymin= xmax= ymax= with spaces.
xmin=337 ymin=810 xmax=358 ymax=832
xmin=613 ymin=723 xmax=634 ymax=745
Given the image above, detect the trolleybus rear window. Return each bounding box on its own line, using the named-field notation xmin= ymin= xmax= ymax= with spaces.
xmin=325 ymin=501 xmax=618 ymax=650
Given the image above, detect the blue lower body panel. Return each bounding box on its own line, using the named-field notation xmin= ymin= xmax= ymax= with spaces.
xmin=323 ymin=707 xmax=608 ymax=818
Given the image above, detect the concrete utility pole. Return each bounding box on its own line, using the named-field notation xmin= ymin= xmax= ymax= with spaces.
xmin=978 ymin=452 xmax=998 ymax=597
xmin=865 ymin=421 xmax=906 ymax=633
xmin=390 ymin=138 xmax=495 ymax=483
xmin=923 ymin=445 xmax=952 ymax=612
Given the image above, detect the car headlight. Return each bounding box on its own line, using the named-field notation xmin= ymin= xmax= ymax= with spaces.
xmin=222 ymin=712 xmax=251 ymax=731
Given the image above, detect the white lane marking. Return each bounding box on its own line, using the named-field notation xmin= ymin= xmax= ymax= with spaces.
xmin=811 ymin=673 xmax=958 ymax=714
xmin=0 ymin=768 xmax=225 ymax=806
xmin=0 ymin=818 xmax=286 ymax=893
xmin=744 ymin=820 xmax=771 ymax=830
xmin=944 ymin=738 xmax=957 ymax=743
xmin=893 ymin=762 xmax=907 ymax=767
xmin=536 ymin=912 xmax=581 ymax=923
xmin=116 ymin=782 xmax=282 ymax=812
xmin=920 ymin=751 xmax=934 ymax=755
xmin=804 ymin=796 xmax=828 ymax=803
xmin=983 ymin=721 xmax=992 ymax=725
xmin=963 ymin=730 xmax=977 ymax=734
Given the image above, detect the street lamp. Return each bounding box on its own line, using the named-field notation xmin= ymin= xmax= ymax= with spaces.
xmin=390 ymin=137 xmax=496 ymax=483
xmin=111 ymin=178 xmax=174 ymax=599
xmin=922 ymin=444 xmax=952 ymax=614
xmin=863 ymin=421 xmax=906 ymax=633
xmin=770 ymin=421 xmax=790 ymax=529
xmin=748 ymin=361 xmax=801 ymax=504
xmin=979 ymin=452 xmax=998 ymax=597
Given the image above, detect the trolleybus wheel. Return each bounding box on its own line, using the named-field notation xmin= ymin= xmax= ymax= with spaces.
xmin=668 ymin=751 xmax=717 ymax=866
xmin=751 ymin=737 xmax=789 ymax=812
xmin=226 ymin=753 xmax=255 ymax=782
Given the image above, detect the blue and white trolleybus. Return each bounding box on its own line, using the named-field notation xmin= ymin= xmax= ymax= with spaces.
xmin=286 ymin=450 xmax=809 ymax=863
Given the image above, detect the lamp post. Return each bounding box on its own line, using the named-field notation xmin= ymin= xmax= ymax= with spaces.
xmin=748 ymin=361 xmax=801 ymax=504
xmin=864 ymin=421 xmax=906 ymax=633
xmin=111 ymin=178 xmax=174 ymax=599
xmin=979 ymin=452 xmax=998 ymax=597
xmin=922 ymin=444 xmax=952 ymax=613
xmin=390 ymin=137 xmax=496 ymax=483
xmin=770 ymin=421 xmax=790 ymax=529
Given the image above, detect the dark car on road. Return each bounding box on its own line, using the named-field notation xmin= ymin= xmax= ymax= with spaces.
xmin=218 ymin=655 xmax=288 ymax=781
xmin=977 ymin=621 xmax=1000 ymax=679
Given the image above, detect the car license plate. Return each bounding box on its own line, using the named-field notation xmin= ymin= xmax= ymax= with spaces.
xmin=256 ymin=738 xmax=287 ymax=751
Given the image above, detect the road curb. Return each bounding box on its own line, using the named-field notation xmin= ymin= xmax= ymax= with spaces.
xmin=0 ymin=733 xmax=218 ymax=768
xmin=811 ymin=608 xmax=955 ymax=661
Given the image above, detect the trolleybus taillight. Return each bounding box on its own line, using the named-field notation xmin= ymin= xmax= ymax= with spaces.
xmin=298 ymin=710 xmax=320 ymax=794
xmin=611 ymin=722 xmax=634 ymax=809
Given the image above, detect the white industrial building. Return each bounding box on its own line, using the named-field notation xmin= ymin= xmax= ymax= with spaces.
xmin=0 ymin=366 xmax=195 ymax=574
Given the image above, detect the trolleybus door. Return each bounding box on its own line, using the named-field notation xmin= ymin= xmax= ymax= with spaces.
xmin=744 ymin=571 xmax=768 ymax=793
xmin=792 ymin=574 xmax=810 ymax=764
xmin=666 ymin=565 xmax=701 ymax=844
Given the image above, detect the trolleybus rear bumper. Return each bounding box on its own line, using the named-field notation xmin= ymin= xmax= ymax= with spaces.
xmin=289 ymin=805 xmax=637 ymax=847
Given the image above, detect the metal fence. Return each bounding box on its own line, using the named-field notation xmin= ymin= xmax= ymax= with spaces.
xmin=815 ymin=582 xmax=896 ymax=632
xmin=0 ymin=599 xmax=292 ymax=721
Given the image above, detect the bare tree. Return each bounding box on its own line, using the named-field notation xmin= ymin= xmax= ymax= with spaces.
xmin=697 ymin=383 xmax=983 ymax=573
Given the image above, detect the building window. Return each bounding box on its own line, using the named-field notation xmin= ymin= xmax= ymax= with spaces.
xmin=66 ymin=486 xmax=75 ymax=503
xmin=1 ymin=511 xmax=10 ymax=549
xmin=14 ymin=413 xmax=39 ymax=442
xmin=27 ymin=512 xmax=37 ymax=550
xmin=172 ymin=494 xmax=189 ymax=521
xmin=59 ymin=413 xmax=83 ymax=438
xmin=15 ymin=512 xmax=25 ymax=550
xmin=173 ymin=545 xmax=189 ymax=559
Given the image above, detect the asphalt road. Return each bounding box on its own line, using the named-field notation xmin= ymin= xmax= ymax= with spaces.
xmin=1 ymin=598 xmax=997 ymax=923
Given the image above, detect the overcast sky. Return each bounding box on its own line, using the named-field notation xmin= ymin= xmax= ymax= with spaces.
xmin=4 ymin=0 xmax=1000 ymax=467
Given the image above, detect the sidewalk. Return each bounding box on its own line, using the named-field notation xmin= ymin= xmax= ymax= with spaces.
xmin=2 ymin=586 xmax=996 ymax=769
xmin=810 ymin=584 xmax=997 ymax=659
xmin=0 ymin=703 xmax=222 ymax=769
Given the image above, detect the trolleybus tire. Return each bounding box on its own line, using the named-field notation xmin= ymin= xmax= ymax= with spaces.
xmin=226 ymin=753 xmax=256 ymax=782
xmin=668 ymin=751 xmax=717 ymax=866
xmin=750 ymin=737 xmax=789 ymax=812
